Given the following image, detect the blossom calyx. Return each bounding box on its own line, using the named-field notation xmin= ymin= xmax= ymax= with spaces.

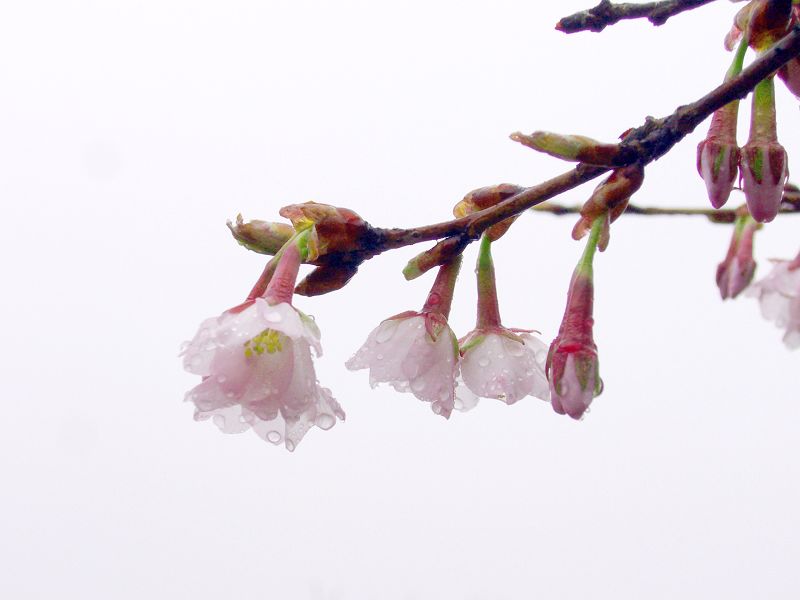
xmin=510 ymin=131 xmax=625 ymax=167
xmin=716 ymin=214 xmax=760 ymax=299
xmin=572 ymin=163 xmax=644 ymax=251
xmin=453 ymin=184 xmax=525 ymax=241
xmin=279 ymin=201 xmax=372 ymax=261
xmin=228 ymin=215 xmax=296 ymax=255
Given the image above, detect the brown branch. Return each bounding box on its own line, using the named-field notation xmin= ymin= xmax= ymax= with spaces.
xmin=371 ymin=25 xmax=800 ymax=255
xmin=556 ymin=0 xmax=719 ymax=34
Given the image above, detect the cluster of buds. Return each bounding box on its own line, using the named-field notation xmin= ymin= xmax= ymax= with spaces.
xmin=698 ymin=0 xmax=793 ymax=222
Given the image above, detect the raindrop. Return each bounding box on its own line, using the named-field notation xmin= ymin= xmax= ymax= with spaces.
xmin=266 ymin=431 xmax=282 ymax=444
xmin=376 ymin=353 xmax=384 ymax=360
xmin=478 ymin=356 xmax=491 ymax=367
xmin=316 ymin=414 xmax=336 ymax=430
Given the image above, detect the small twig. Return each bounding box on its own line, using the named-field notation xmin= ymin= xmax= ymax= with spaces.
xmin=556 ymin=0 xmax=719 ymax=34
xmin=532 ymin=199 xmax=800 ymax=223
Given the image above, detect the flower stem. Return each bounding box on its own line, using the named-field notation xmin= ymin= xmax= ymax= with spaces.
xmin=750 ymin=74 xmax=777 ymax=141
xmin=475 ymin=234 xmax=502 ymax=329
xmin=577 ymin=215 xmax=605 ymax=277
xmin=248 ymin=230 xmax=310 ymax=302
xmin=422 ymin=254 xmax=462 ymax=319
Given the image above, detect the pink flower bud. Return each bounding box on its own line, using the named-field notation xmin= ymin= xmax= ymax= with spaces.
xmin=741 ymin=140 xmax=788 ymax=223
xmin=716 ymin=216 xmax=759 ymax=299
xmin=697 ymin=138 xmax=740 ymax=209
xmin=546 ymin=271 xmax=602 ymax=420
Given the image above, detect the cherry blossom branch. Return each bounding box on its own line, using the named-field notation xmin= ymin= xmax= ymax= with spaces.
xmin=556 ymin=0 xmax=719 ymax=33
xmin=371 ymin=25 xmax=800 ymax=253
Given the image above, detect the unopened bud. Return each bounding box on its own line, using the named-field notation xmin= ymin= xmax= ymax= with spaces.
xmin=279 ymin=201 xmax=371 ymax=260
xmin=227 ymin=215 xmax=295 ymax=255
xmin=716 ymin=215 xmax=759 ymax=299
xmin=741 ymin=140 xmax=788 ymax=223
xmin=697 ymin=138 xmax=740 ymax=209
xmin=453 ymin=184 xmax=524 ymax=241
xmin=746 ymin=0 xmax=792 ymax=51
xmin=510 ymin=131 xmax=624 ymax=167
xmin=295 ymin=262 xmax=360 ymax=297
xmin=572 ymin=164 xmax=644 ymax=251
xmin=403 ymin=236 xmax=468 ymax=281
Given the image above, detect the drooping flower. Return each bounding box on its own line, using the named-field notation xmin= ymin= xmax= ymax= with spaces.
xmin=716 ymin=214 xmax=759 ymax=299
xmin=547 ymin=216 xmax=604 ymax=420
xmin=456 ymin=235 xmax=549 ymax=409
xmin=181 ymin=233 xmax=344 ymax=451
xmin=746 ymin=254 xmax=800 ymax=348
xmin=346 ymin=257 xmax=461 ymax=418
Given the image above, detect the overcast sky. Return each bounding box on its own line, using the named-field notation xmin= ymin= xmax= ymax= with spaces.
xmin=3 ymin=1 xmax=800 ymax=599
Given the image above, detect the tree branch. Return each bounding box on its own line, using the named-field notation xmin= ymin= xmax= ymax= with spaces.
xmin=371 ymin=25 xmax=800 ymax=254
xmin=556 ymin=0 xmax=719 ymax=34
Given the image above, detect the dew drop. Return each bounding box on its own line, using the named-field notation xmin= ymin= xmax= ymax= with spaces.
xmin=316 ymin=414 xmax=336 ymax=430
xmin=376 ymin=353 xmax=384 ymax=361
xmin=478 ymin=356 xmax=491 ymax=367
xmin=266 ymin=430 xmax=282 ymax=444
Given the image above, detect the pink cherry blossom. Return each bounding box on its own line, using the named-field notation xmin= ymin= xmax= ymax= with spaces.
xmin=346 ymin=312 xmax=459 ymax=418
xmin=457 ymin=329 xmax=549 ymax=409
xmin=746 ymin=259 xmax=800 ymax=348
xmin=182 ymin=235 xmax=344 ymax=451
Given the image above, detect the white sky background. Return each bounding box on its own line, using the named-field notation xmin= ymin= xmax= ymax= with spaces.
xmin=2 ymin=0 xmax=800 ymax=598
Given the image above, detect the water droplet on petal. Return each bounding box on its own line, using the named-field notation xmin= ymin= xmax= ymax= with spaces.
xmin=316 ymin=414 xmax=336 ymax=430
xmin=266 ymin=431 xmax=282 ymax=444
xmin=478 ymin=356 xmax=491 ymax=367
xmin=376 ymin=353 xmax=384 ymax=360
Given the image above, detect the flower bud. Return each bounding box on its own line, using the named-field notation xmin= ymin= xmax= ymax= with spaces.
xmin=546 ymin=270 xmax=602 ymax=420
xmin=716 ymin=215 xmax=759 ymax=299
xmin=295 ymin=262 xmax=360 ymax=297
xmin=572 ymin=164 xmax=644 ymax=251
xmin=227 ymin=215 xmax=295 ymax=255
xmin=697 ymin=139 xmax=740 ymax=209
xmin=510 ymin=131 xmax=625 ymax=167
xmin=279 ymin=201 xmax=372 ymax=260
xmin=453 ymin=184 xmax=525 ymax=241
xmin=746 ymin=0 xmax=792 ymax=51
xmin=741 ymin=140 xmax=788 ymax=223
